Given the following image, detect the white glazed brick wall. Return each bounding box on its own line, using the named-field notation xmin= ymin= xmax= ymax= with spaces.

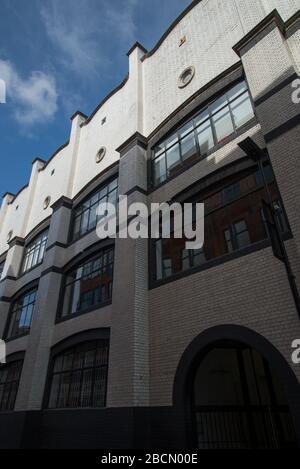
xmin=142 ymin=0 xmax=300 ymax=136
xmin=0 ymin=0 xmax=299 ymax=256
xmin=287 ymin=27 xmax=300 ymax=75
xmin=0 ymin=189 xmax=29 ymax=256
xmin=149 ymin=247 xmax=300 ymax=406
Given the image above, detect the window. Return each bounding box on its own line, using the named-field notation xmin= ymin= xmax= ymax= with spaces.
xmin=152 ymin=80 xmax=255 ymax=186
xmin=47 ymin=340 xmax=109 ymax=409
xmin=154 ymin=162 xmax=289 ymax=281
xmin=0 ymin=360 xmax=23 ymax=411
xmin=6 ymin=289 xmax=37 ymax=339
xmin=22 ymin=230 xmax=48 ymax=274
xmin=224 ymin=220 xmax=251 ymax=253
xmin=193 ymin=345 xmax=298 ymax=449
xmin=0 ymin=261 xmax=4 ymax=280
xmin=72 ymin=178 xmax=118 ymax=241
xmin=60 ymin=247 xmax=114 ymax=319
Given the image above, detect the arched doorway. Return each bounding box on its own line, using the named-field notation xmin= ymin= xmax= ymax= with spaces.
xmin=173 ymin=326 xmax=300 ymax=449
xmin=193 ymin=342 xmax=297 ymax=449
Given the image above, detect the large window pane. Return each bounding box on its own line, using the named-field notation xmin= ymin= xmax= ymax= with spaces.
xmin=166 ymin=143 xmax=181 ymax=176
xmin=61 ymin=248 xmax=114 ymax=318
xmin=212 ymin=105 xmax=234 ymax=143
xmin=195 ymin=110 xmax=214 ymax=155
xmin=22 ymin=230 xmax=48 ymax=273
xmin=48 ymin=341 xmax=109 ymax=409
xmin=72 ymin=179 xmax=118 ymax=240
xmin=227 ymin=81 xmax=247 ymax=102
xmin=153 ymin=154 xmax=167 ymax=185
xmin=6 ymin=289 xmax=37 ymax=339
xmin=152 ymin=80 xmax=256 ymax=187
xmin=154 ymin=163 xmax=285 ymax=281
xmin=234 ymin=220 xmax=251 ymax=249
xmin=0 ymin=360 xmax=23 ymax=411
xmin=230 ymin=91 xmax=254 ymax=128
xmin=179 ymin=122 xmax=197 ymax=162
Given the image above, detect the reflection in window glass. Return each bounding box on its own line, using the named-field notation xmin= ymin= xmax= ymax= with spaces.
xmin=72 ymin=179 xmax=118 ymax=240
xmin=154 ymin=163 xmax=288 ymax=280
xmin=230 ymin=92 xmax=254 ymax=129
xmin=212 ymin=104 xmax=234 ymax=143
xmin=22 ymin=230 xmax=48 ymax=273
xmin=6 ymin=289 xmax=37 ymax=339
xmin=196 ymin=116 xmax=214 ymax=155
xmin=152 ymin=80 xmax=255 ymax=187
xmin=61 ymin=248 xmax=114 ymax=318
xmin=234 ymin=220 xmax=251 ymax=249
xmin=166 ymin=144 xmax=180 ymax=176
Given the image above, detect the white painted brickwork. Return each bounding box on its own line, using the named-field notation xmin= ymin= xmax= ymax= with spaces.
xmin=0 ymin=0 xmax=299 ymax=255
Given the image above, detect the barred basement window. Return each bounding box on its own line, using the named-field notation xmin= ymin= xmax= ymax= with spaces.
xmin=154 ymin=161 xmax=289 ymax=281
xmin=72 ymin=178 xmax=118 ymax=241
xmin=0 ymin=360 xmax=23 ymax=411
xmin=21 ymin=229 xmax=48 ymax=274
xmin=152 ymin=80 xmax=255 ymax=186
xmin=47 ymin=340 xmax=109 ymax=409
xmin=60 ymin=247 xmax=114 ymax=318
xmin=6 ymin=289 xmax=37 ymax=339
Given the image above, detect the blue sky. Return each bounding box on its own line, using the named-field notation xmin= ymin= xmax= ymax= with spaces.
xmin=0 ymin=0 xmax=191 ymax=196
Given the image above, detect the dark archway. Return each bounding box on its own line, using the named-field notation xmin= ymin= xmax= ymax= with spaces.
xmin=173 ymin=325 xmax=300 ymax=448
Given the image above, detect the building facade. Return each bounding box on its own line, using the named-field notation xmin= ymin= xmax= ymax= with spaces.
xmin=1 ymin=0 xmax=300 ymax=449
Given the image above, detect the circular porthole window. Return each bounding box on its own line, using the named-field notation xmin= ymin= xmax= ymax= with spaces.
xmin=178 ymin=66 xmax=195 ymax=88
xmin=7 ymin=230 xmax=13 ymax=243
xmin=96 ymin=146 xmax=106 ymax=164
xmin=43 ymin=196 xmax=51 ymax=210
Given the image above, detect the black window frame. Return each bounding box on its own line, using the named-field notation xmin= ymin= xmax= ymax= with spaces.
xmin=57 ymin=246 xmax=115 ymax=322
xmin=70 ymin=177 xmax=118 ymax=242
xmin=46 ymin=339 xmax=109 ymax=410
xmin=5 ymin=287 xmax=38 ymax=340
xmin=150 ymin=157 xmax=292 ymax=287
xmin=151 ymin=79 xmax=256 ymax=188
xmin=0 ymin=354 xmax=24 ymax=412
xmin=21 ymin=228 xmax=49 ymax=275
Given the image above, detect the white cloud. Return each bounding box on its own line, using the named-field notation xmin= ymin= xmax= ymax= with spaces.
xmin=39 ymin=0 xmax=137 ymax=79
xmin=0 ymin=59 xmax=58 ymax=126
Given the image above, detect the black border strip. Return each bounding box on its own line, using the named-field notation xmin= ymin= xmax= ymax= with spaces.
xmin=254 ymin=73 xmax=299 ymax=107
xmin=265 ymin=114 xmax=300 ymax=143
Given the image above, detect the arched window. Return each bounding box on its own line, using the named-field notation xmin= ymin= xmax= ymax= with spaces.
xmin=0 ymin=358 xmax=23 ymax=411
xmin=153 ymin=158 xmax=289 ymax=281
xmin=47 ymin=339 xmax=109 ymax=409
xmin=71 ymin=178 xmax=118 ymax=241
xmin=60 ymin=247 xmax=114 ymax=319
xmin=152 ymin=80 xmax=255 ymax=186
xmin=21 ymin=229 xmax=48 ymax=274
xmin=5 ymin=288 xmax=38 ymax=339
xmin=193 ymin=344 xmax=297 ymax=449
